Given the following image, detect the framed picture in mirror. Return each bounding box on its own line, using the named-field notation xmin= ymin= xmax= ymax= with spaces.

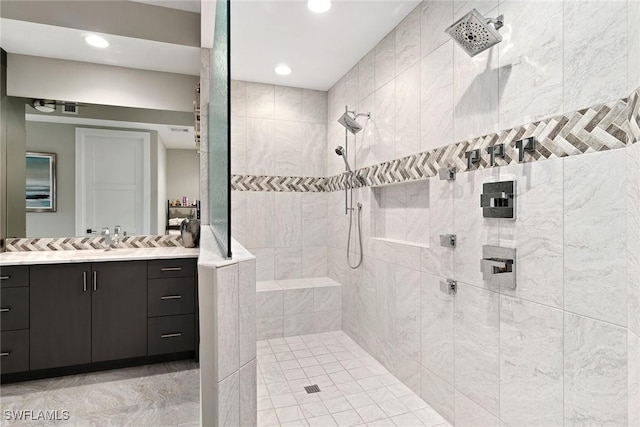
xmin=26 ymin=152 xmax=57 ymax=212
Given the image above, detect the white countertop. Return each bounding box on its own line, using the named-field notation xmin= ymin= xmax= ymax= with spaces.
xmin=0 ymin=247 xmax=199 ymax=266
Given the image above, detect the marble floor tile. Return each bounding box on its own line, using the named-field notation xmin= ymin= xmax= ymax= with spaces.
xmin=4 ymin=331 xmax=449 ymax=427
xmin=0 ymin=361 xmax=199 ymax=426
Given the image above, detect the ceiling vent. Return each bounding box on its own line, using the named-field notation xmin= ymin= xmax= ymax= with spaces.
xmin=62 ymin=102 xmax=78 ymax=115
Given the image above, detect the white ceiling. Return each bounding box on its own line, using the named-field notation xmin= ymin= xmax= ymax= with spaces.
xmin=231 ymin=1 xmax=421 ymax=90
xmin=1 ymin=0 xmax=421 ymax=90
xmin=0 ymin=19 xmax=201 ymax=76
xmin=26 ymin=114 xmax=196 ymax=150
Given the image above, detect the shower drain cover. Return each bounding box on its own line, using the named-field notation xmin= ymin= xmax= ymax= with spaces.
xmin=304 ymin=384 xmax=321 ymax=394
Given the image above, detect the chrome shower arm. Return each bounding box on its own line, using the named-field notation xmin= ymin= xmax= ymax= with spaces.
xmin=486 ymin=15 xmax=504 ymax=30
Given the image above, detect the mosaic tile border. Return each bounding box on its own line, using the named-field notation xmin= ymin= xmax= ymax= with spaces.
xmin=5 ymin=235 xmax=183 ymax=252
xmin=231 ymin=174 xmax=327 ymax=192
xmin=233 ymin=87 xmax=639 ymax=192
xmin=629 ymin=88 xmax=640 ymax=144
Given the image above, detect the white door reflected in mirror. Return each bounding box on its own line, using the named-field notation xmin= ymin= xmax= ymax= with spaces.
xmin=75 ymin=128 xmax=151 ymax=236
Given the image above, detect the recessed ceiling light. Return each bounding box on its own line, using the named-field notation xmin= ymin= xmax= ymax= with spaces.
xmin=275 ymin=64 xmax=292 ymax=76
xmin=307 ymin=0 xmax=331 ymax=13
xmin=84 ymin=34 xmax=109 ymax=49
xmin=32 ymin=99 xmax=56 ymax=113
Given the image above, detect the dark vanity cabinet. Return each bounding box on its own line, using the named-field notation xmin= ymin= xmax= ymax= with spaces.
xmin=30 ymin=263 xmax=92 ymax=370
xmin=1 ymin=266 xmax=30 ymax=374
xmin=30 ymin=261 xmax=147 ymax=370
xmin=1 ymin=257 xmax=197 ymax=382
xmin=91 ymin=262 xmax=147 ymax=362
xmin=147 ymin=259 xmax=197 ymax=356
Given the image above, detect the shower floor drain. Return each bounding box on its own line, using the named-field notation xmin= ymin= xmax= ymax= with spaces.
xmin=304 ymin=384 xmax=321 ymax=394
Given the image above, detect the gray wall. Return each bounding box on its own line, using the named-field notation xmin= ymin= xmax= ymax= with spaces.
xmin=25 ymin=122 xmax=75 ymax=237
xmin=5 ymin=97 xmax=26 ymax=238
xmin=8 ymin=55 xmax=199 ymax=112
xmin=166 ymin=149 xmax=199 ymax=203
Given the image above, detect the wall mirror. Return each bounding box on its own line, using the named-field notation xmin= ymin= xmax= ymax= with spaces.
xmin=7 ymin=99 xmax=200 ymax=238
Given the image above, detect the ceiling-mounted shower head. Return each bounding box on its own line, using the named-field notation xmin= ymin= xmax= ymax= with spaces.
xmin=335 ymin=145 xmax=353 ymax=173
xmin=445 ymin=9 xmax=504 ymax=57
xmin=338 ymin=111 xmax=364 ymax=135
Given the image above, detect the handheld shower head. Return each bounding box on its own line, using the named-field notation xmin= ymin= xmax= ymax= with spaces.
xmin=335 ymin=146 xmax=353 ymax=173
xmin=445 ymin=9 xmax=504 ymax=57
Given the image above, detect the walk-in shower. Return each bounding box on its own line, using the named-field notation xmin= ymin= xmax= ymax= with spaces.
xmin=336 ymin=107 xmax=370 ymax=269
xmin=445 ymin=8 xmax=504 ymax=57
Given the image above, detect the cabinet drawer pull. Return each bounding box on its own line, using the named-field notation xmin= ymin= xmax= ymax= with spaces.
xmin=0 ymin=308 xmax=10 ymax=312
xmin=161 ymin=267 xmax=182 ymax=272
xmin=0 ymin=352 xmax=10 ymax=357
xmin=161 ymin=295 xmax=182 ymax=300
xmin=83 ymin=271 xmax=87 ymax=292
xmin=161 ymin=332 xmax=182 ymax=338
xmin=0 ymin=276 xmax=11 ymax=280
xmin=93 ymin=271 xmax=97 ymax=292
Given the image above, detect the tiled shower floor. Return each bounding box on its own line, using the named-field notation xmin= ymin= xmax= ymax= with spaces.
xmin=257 ymin=331 xmax=450 ymax=427
xmin=0 ymin=331 xmax=449 ymax=427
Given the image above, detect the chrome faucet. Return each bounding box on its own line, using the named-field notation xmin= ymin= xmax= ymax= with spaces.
xmin=113 ymin=225 xmax=121 ymax=247
xmin=101 ymin=227 xmax=112 ymax=251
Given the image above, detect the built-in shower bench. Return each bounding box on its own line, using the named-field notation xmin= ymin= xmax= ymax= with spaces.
xmin=256 ymin=277 xmax=342 ymax=340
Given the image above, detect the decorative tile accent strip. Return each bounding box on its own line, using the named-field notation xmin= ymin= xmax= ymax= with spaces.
xmin=629 ymin=88 xmax=640 ymax=144
xmin=5 ymin=235 xmax=184 ymax=252
xmin=233 ymin=88 xmax=638 ymax=193
xmin=231 ymin=174 xmax=327 ymax=192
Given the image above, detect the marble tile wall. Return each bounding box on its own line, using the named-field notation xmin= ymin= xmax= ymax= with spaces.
xmin=331 ymin=149 xmax=636 ymax=425
xmin=372 ymin=181 xmax=430 ymax=245
xmin=198 ymin=232 xmax=257 ymax=427
xmin=231 ymin=80 xmax=329 ymax=281
xmin=256 ymin=278 xmax=342 ymax=340
xmin=325 ymin=1 xmax=640 ymax=425
xmin=326 ymin=0 xmax=634 ymax=178
xmin=628 ymin=141 xmax=640 ymax=427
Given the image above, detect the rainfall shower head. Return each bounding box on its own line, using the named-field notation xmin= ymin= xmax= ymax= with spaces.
xmin=445 ymin=9 xmax=504 ymax=57
xmin=335 ymin=146 xmax=353 ymax=173
xmin=338 ymin=110 xmax=370 ymax=135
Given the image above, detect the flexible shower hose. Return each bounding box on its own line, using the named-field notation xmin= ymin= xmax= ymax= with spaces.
xmin=346 ymin=198 xmax=363 ymax=269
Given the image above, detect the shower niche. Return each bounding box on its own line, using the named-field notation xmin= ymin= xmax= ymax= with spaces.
xmin=371 ymin=180 xmax=430 ymax=247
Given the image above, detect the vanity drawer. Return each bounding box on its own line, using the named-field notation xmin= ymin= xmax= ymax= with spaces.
xmin=148 ymin=278 xmax=195 ymax=317
xmin=1 ymin=330 xmax=29 ymax=374
xmin=148 ymin=314 xmax=194 ymax=356
xmin=1 ymin=288 xmax=29 ymax=331
xmin=147 ymin=259 xmax=195 ymax=279
xmin=0 ymin=266 xmax=29 ymax=288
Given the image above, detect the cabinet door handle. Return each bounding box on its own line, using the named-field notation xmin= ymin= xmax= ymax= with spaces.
xmin=161 ymin=267 xmax=182 ymax=272
xmin=83 ymin=271 xmax=87 ymax=292
xmin=161 ymin=332 xmax=182 ymax=338
xmin=0 ymin=276 xmax=11 ymax=280
xmin=161 ymin=295 xmax=182 ymax=300
xmin=0 ymin=352 xmax=10 ymax=357
xmin=0 ymin=308 xmax=10 ymax=312
xmin=93 ymin=271 xmax=97 ymax=292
